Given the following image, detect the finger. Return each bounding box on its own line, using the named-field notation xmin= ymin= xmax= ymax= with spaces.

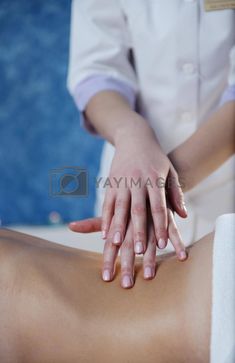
xmin=167 ymin=208 xmax=187 ymax=261
xmin=131 ymin=188 xmax=147 ymax=255
xmin=101 ymin=190 xmax=115 ymax=239
xmin=143 ymin=224 xmax=157 ymax=280
xmin=167 ymin=166 xmax=187 ymax=218
xmin=112 ymin=189 xmax=131 ymax=246
xmin=102 ymin=222 xmax=120 ymax=282
xmin=120 ymin=221 xmax=135 ymax=289
xmin=69 ymin=217 xmax=102 ymax=233
xmin=148 ymin=184 xmax=168 ymax=249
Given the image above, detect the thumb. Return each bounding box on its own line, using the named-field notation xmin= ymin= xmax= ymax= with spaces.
xmin=167 ymin=167 xmax=187 ymax=218
xmin=69 ymin=217 xmax=102 ymax=233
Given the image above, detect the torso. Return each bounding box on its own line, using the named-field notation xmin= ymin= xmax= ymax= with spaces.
xmin=0 ymin=229 xmax=212 ymax=362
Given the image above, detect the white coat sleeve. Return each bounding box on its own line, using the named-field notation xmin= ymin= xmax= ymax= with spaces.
xmin=220 ymin=45 xmax=235 ymax=106
xmin=67 ymin=0 xmax=138 ymax=106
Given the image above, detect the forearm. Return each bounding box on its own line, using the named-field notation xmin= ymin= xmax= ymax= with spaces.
xmin=85 ymin=90 xmax=157 ymax=146
xmin=169 ymin=101 xmax=235 ymax=191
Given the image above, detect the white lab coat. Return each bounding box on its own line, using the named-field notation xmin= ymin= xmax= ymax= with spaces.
xmin=68 ymin=0 xmax=235 ymax=244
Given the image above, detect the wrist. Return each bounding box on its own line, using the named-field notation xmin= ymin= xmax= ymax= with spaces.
xmin=114 ymin=113 xmax=157 ymax=147
xmin=168 ymin=151 xmax=192 ymax=192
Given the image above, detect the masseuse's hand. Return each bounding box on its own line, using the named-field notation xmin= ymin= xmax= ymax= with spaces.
xmin=101 ymin=122 xmax=187 ymax=256
xmin=69 ymin=209 xmax=187 ymax=288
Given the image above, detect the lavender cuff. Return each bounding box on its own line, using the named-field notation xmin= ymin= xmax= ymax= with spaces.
xmin=73 ymin=76 xmax=136 ymax=135
xmin=220 ymin=85 xmax=235 ymax=107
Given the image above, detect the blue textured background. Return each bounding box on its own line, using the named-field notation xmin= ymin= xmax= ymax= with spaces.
xmin=0 ymin=0 xmax=103 ymax=226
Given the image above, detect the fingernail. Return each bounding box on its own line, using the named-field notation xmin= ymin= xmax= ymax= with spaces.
xmin=144 ymin=266 xmax=153 ymax=279
xmin=103 ymin=269 xmax=111 ymax=281
xmin=135 ymin=241 xmax=144 ymax=254
xmin=122 ymin=275 xmax=132 ymax=288
xmin=158 ymin=238 xmax=166 ymax=249
xmin=113 ymin=231 xmax=121 ymax=244
xmin=179 ymin=251 xmax=187 ymax=260
xmin=180 ymin=201 xmax=187 ymax=215
xmin=182 ymin=205 xmax=188 ymax=215
xmin=101 ymin=230 xmax=107 ymax=239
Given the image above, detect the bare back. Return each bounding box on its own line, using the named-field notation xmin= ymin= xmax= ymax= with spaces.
xmin=0 ymin=229 xmax=212 ymax=363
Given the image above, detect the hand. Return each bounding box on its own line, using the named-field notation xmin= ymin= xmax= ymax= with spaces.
xmin=101 ymin=121 xmax=187 ymax=256
xmin=69 ymin=208 xmax=187 ymax=289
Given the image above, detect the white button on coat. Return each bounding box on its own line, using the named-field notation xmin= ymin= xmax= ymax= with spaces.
xmin=68 ymin=0 xmax=235 ymax=243
xmin=182 ymin=63 xmax=195 ymax=74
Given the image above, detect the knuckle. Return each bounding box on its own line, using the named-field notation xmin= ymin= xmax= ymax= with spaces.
xmin=144 ymin=256 xmax=155 ymax=266
xmin=102 ymin=202 xmax=113 ymax=214
xmin=122 ymin=239 xmax=133 ymax=251
xmin=121 ymin=267 xmax=133 ymax=275
xmin=115 ymin=198 xmax=129 ymax=210
xmin=121 ymin=259 xmax=133 ymax=270
xmin=134 ymin=231 xmax=145 ymax=241
xmin=103 ymin=261 xmax=113 ymax=270
xmin=102 ymin=221 xmax=110 ymax=232
xmin=131 ymin=203 xmax=146 ymax=216
xmin=113 ymin=222 xmax=124 ymax=231
xmin=104 ymin=239 xmax=117 ymax=251
xmin=132 ymin=168 xmax=142 ymax=178
xmin=148 ymin=236 xmax=156 ymax=246
xmin=144 ymin=248 xmax=156 ymax=261
xmin=148 ymin=167 xmax=159 ymax=178
xmin=155 ymin=227 xmax=167 ymax=236
xmin=170 ymin=225 xmax=178 ymax=236
xmin=151 ymin=204 xmax=166 ymax=215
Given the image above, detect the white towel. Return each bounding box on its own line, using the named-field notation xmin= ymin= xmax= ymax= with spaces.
xmin=210 ymin=214 xmax=235 ymax=363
